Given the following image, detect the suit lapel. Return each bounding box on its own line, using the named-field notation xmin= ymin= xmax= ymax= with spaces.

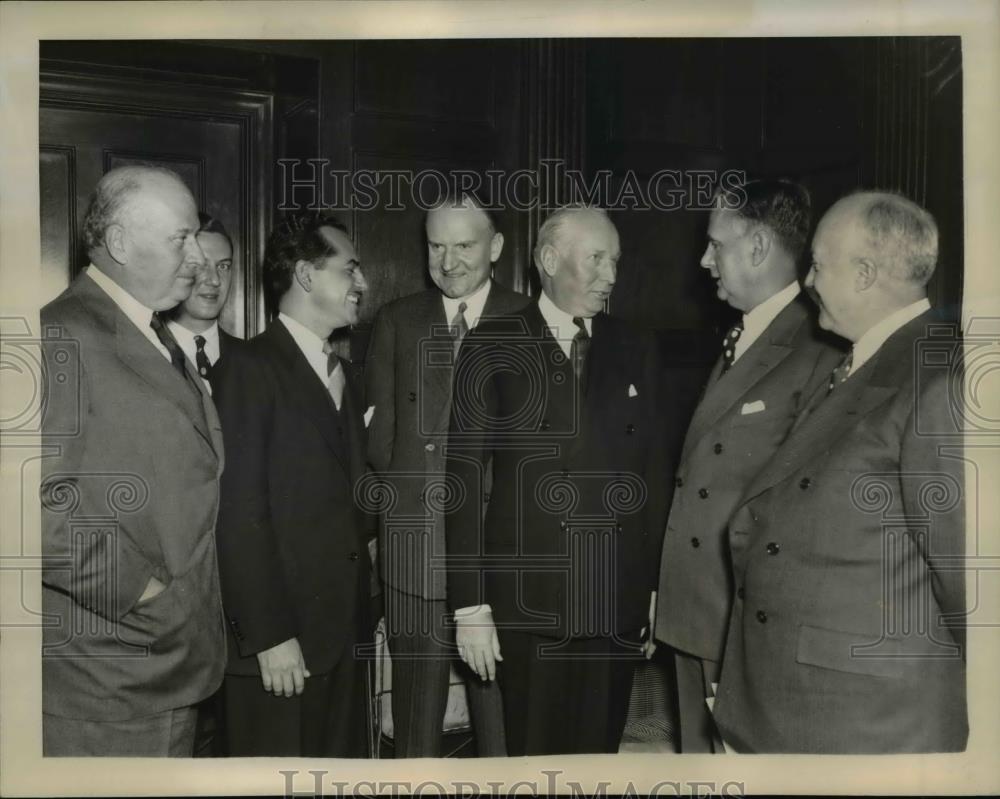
xmin=680 ymin=299 xmax=807 ymax=461
xmin=270 ymin=320 xmax=351 ymax=478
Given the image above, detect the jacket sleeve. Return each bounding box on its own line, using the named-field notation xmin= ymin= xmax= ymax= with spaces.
xmin=364 ymin=306 xmax=396 ymax=474
xmin=640 ymin=330 xmax=675 ymax=592
xmin=213 ymin=348 xmax=297 ymax=657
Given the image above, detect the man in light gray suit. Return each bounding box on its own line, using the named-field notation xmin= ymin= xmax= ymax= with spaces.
xmin=365 ymin=193 xmax=526 ymax=756
xmin=651 ymin=179 xmax=841 ymax=752
xmin=41 ymin=165 xmax=226 ymax=756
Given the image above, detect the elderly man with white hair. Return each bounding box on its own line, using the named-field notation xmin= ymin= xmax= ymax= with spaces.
xmin=712 ymin=191 xmax=968 ymax=753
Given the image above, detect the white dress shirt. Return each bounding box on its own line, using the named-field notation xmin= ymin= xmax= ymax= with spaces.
xmin=167 ymin=320 xmax=221 ymax=368
xmin=442 ymin=278 xmax=493 ymax=331
xmin=734 ymin=281 xmax=800 ymax=362
xmin=538 ymin=290 xmax=593 ymax=357
xmin=85 ymin=265 xmax=172 ymax=362
xmin=848 ymin=297 xmax=931 ymax=377
xmin=278 ymin=312 xmax=330 ymax=386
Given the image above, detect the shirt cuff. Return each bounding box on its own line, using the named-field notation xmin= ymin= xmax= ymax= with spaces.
xmin=454 ymin=604 xmax=492 ymax=621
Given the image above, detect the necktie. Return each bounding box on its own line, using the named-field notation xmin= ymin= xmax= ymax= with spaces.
xmin=720 ymin=320 xmax=744 ymax=376
xmin=828 ymin=350 xmax=854 ymax=393
xmin=149 ymin=311 xmax=189 ymax=378
xmin=322 ymin=340 xmax=345 ymax=411
xmin=570 ymin=316 xmax=591 ymax=390
xmin=451 ymin=301 xmax=469 ymax=358
xmin=194 ymin=335 xmax=212 ymax=381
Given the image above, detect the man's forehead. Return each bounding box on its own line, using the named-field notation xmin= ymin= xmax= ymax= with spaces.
xmin=318 ymin=225 xmax=357 ymax=258
xmin=426 ymin=203 xmax=492 ymax=234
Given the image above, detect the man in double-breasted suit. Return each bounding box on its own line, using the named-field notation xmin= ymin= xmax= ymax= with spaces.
xmin=365 ymin=195 xmax=525 ymax=756
xmin=213 ymin=213 xmax=372 ymax=757
xmin=713 ymin=191 xmax=967 ymax=752
xmin=445 ymin=206 xmax=671 ymax=755
xmin=41 ymin=165 xmax=226 ymax=756
xmin=168 ymin=213 xmax=243 ymax=393
xmin=651 ymin=180 xmax=842 ymax=752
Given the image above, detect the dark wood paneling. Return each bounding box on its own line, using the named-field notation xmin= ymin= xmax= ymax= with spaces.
xmin=39 ymin=146 xmax=76 ymax=304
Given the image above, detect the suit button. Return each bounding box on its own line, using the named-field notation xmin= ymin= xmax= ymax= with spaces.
xmin=713 ymin=443 xmax=723 ymax=454
xmin=616 ymin=523 xmax=623 ymax=533
xmin=766 ymin=541 xmax=781 ymax=555
xmin=408 ymin=391 xmax=417 ymax=402
xmin=675 ymin=476 xmax=683 ymax=488
xmin=424 ymin=443 xmax=435 ymax=452
xmin=484 ymin=493 xmax=491 ymax=503
xmin=349 ymin=552 xmax=360 ymax=561
xmin=626 ymin=423 xmax=635 ymax=434
xmin=736 ymin=586 xmax=745 ymax=599
xmin=698 ymin=488 xmax=709 ymax=499
xmin=540 ymin=419 xmax=551 ymax=431
xmin=690 ymin=537 xmax=700 ymax=548
xmin=559 ymin=520 xmax=567 ymax=530
xmin=799 ymin=477 xmax=811 ymax=490
xmin=756 ymin=610 xmax=768 ymax=623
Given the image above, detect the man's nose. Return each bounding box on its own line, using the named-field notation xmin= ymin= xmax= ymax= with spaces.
xmin=355 ymin=267 xmax=369 ymax=292
xmin=200 ymin=263 xmax=221 ymax=287
xmin=700 ymin=245 xmax=714 ymax=270
xmin=185 ymin=235 xmax=206 ymax=267
xmin=442 ymin=248 xmax=459 ymax=271
xmin=804 ymin=267 xmax=815 ymax=288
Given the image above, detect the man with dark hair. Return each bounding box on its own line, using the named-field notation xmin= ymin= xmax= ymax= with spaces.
xmin=712 ymin=191 xmax=967 ymax=752
xmin=651 ymin=179 xmax=842 ymax=752
xmin=445 ymin=206 xmax=672 ymax=755
xmin=213 ymin=212 xmax=372 ymax=756
xmin=167 ymin=213 xmax=241 ymax=391
xmin=40 ymin=165 xmax=225 ymax=756
xmin=365 ymin=192 xmax=524 ymax=757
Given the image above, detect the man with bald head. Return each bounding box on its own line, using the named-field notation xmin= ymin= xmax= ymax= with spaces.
xmin=365 ymin=192 xmax=524 ymax=756
xmin=445 ymin=206 xmax=671 ymax=754
xmin=41 ymin=165 xmax=226 ymax=755
xmin=712 ymin=191 xmax=967 ymax=752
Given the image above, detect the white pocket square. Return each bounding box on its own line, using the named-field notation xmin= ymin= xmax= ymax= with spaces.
xmin=364 ymin=405 xmax=375 ymax=427
xmin=740 ymin=400 xmax=766 ymax=415
xmin=627 ymin=384 xmax=638 ymax=398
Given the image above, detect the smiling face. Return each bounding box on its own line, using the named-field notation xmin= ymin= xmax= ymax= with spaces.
xmin=700 ymin=207 xmax=756 ymax=312
xmin=307 ymin=225 xmax=367 ymax=329
xmin=543 ymin=210 xmax=620 ymax=318
xmin=174 ymin=231 xmax=233 ymax=329
xmin=116 ymin=175 xmax=205 ymax=310
xmin=425 ymin=204 xmax=502 ymax=300
xmin=804 ymin=202 xmax=866 ymax=341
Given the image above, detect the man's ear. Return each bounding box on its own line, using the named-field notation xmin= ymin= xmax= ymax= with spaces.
xmin=855 ymin=258 xmax=877 ymax=291
xmin=293 ymin=259 xmax=313 ymax=291
xmin=539 ymin=243 xmax=560 ymax=277
xmin=750 ymin=227 xmax=772 ymax=268
xmin=489 ymin=232 xmax=505 ymax=263
xmin=105 ymin=224 xmax=128 ymax=266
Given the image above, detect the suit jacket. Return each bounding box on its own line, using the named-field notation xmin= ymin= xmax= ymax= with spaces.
xmin=713 ymin=310 xmax=967 ymax=752
xmin=445 ymin=300 xmax=672 ymax=639
xmin=213 ymin=318 xmax=371 ymax=677
xmin=654 ymin=294 xmax=842 ymax=662
xmin=40 ymin=272 xmax=226 ymax=721
xmin=365 ymin=282 xmax=529 ymax=601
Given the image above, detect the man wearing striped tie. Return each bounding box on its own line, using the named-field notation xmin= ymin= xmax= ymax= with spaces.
xmin=213 ymin=212 xmax=372 ymax=756
xmin=167 ymin=213 xmax=242 ymax=395
xmin=365 ymin=192 xmax=525 ymax=756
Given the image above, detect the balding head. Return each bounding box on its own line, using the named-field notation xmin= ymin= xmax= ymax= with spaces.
xmin=82 ymin=165 xmax=204 ymax=311
xmin=805 ymin=191 xmax=936 ymax=342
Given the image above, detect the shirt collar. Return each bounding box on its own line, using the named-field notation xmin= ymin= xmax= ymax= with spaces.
xmin=538 ymin=290 xmax=593 ymax=339
xmin=86 ymin=264 xmax=157 ymax=331
xmin=442 ymin=279 xmax=492 ymax=329
xmin=850 ymin=297 xmax=931 ymax=376
xmin=167 ymin=319 xmax=219 ymax=350
xmin=742 ymin=281 xmax=800 ymax=340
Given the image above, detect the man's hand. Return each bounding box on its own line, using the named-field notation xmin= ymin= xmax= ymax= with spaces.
xmin=257 ymin=637 xmax=310 ymax=697
xmin=455 ymin=606 xmax=502 ymax=681
xmin=641 ymin=590 xmax=657 ymax=659
xmin=137 ymin=575 xmax=166 ymax=605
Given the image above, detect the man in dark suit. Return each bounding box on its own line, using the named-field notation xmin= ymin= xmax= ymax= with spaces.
xmin=40 ymin=165 xmax=226 ymax=756
xmin=445 ymin=206 xmax=671 ymax=755
xmin=650 ymin=179 xmax=842 ymax=752
xmin=713 ymin=191 xmax=967 ymax=752
xmin=168 ymin=213 xmax=243 ymax=391
xmin=365 ymin=194 xmax=524 ymax=756
xmin=213 ymin=212 xmax=371 ymax=757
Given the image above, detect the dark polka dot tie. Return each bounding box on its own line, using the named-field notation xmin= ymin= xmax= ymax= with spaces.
xmin=828 ymin=349 xmax=854 ymax=393
xmin=720 ymin=320 xmax=744 ymax=376
xmin=194 ymin=334 xmax=212 ymax=381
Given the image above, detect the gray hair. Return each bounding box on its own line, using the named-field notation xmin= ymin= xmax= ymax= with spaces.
xmin=533 ymin=205 xmax=612 ymax=266
xmin=81 ymin=165 xmax=188 ymax=253
xmin=852 ymin=191 xmax=939 ymax=286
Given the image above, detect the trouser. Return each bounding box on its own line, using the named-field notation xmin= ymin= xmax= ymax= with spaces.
xmin=673 ymin=648 xmax=723 ymax=753
xmin=43 ymin=706 xmax=198 ymax=757
xmin=385 ymin=586 xmax=506 ymax=757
